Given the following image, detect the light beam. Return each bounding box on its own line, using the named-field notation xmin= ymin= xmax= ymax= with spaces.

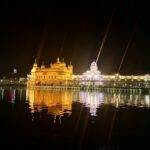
xmin=96 ymin=6 xmax=116 ymax=63
xmin=117 ymin=30 xmax=135 ymax=73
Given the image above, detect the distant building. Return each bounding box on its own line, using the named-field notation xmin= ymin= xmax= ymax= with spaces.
xmin=19 ymin=77 xmax=26 ymax=82
xmin=81 ymin=61 xmax=102 ymax=86
xmin=28 ymin=58 xmax=73 ymax=86
xmin=82 ymin=61 xmax=101 ymax=80
xmin=27 ymin=58 xmax=150 ymax=87
xmin=73 ymin=61 xmax=102 ymax=86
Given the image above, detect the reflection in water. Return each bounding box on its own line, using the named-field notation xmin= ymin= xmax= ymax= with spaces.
xmin=0 ymin=87 xmax=26 ymax=103
xmin=0 ymin=87 xmax=149 ymax=117
xmin=9 ymin=88 xmax=16 ymax=103
xmin=27 ymin=88 xmax=73 ymax=117
xmin=26 ymin=88 xmax=150 ymax=118
xmin=78 ymin=92 xmax=150 ymax=116
xmin=0 ymin=87 xmax=4 ymax=99
xmin=103 ymin=93 xmax=150 ymax=108
xmin=0 ymin=87 xmax=150 ymax=149
xmin=19 ymin=88 xmax=22 ymax=100
xmin=79 ymin=92 xmax=104 ymax=116
xmin=0 ymin=87 xmax=150 ymax=117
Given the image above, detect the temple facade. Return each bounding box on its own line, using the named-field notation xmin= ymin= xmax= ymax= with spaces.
xmin=27 ymin=58 xmax=150 ymax=87
xmin=82 ymin=61 xmax=101 ymax=79
xmin=28 ymin=58 xmax=73 ymax=86
xmin=72 ymin=61 xmax=102 ymax=85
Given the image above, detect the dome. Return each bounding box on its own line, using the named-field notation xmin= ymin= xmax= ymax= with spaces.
xmin=90 ymin=61 xmax=98 ymax=71
xmin=91 ymin=61 xmax=97 ymax=67
xmin=82 ymin=61 xmax=101 ymax=81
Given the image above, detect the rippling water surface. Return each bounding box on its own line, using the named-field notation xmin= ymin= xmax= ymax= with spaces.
xmin=0 ymin=86 xmax=150 ymax=149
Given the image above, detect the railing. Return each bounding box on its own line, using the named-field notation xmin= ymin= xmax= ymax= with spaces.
xmin=0 ymin=80 xmax=27 ymax=86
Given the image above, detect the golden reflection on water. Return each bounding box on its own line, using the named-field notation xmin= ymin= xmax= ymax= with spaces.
xmin=27 ymin=88 xmax=73 ymax=116
xmin=26 ymin=88 xmax=150 ymax=117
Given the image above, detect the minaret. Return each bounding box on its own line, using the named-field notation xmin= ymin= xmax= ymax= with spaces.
xmin=50 ymin=62 xmax=52 ymax=68
xmin=57 ymin=57 xmax=60 ymax=63
xmin=61 ymin=58 xmax=66 ymax=66
xmin=31 ymin=58 xmax=38 ymax=83
xmin=31 ymin=58 xmax=38 ymax=73
xmin=68 ymin=61 xmax=73 ymax=74
xmin=33 ymin=59 xmax=38 ymax=68
xmin=41 ymin=61 xmax=45 ymax=69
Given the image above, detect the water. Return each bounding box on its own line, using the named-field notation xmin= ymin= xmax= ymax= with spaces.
xmin=0 ymin=86 xmax=150 ymax=149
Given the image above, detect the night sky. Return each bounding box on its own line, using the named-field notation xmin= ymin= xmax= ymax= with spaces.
xmin=0 ymin=0 xmax=150 ymax=77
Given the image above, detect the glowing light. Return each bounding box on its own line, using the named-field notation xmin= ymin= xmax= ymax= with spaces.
xmin=145 ymin=95 xmax=150 ymax=107
xmin=12 ymin=68 xmax=17 ymax=74
xmin=82 ymin=61 xmax=101 ymax=84
xmin=28 ymin=88 xmax=73 ymax=116
xmin=96 ymin=5 xmax=116 ymax=63
xmin=80 ymin=92 xmax=104 ymax=116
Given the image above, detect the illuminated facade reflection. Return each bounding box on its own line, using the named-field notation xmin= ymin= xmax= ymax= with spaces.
xmin=10 ymin=88 xmax=15 ymax=103
xmin=0 ymin=87 xmax=4 ymax=99
xmin=79 ymin=92 xmax=150 ymax=115
xmin=27 ymin=88 xmax=73 ymax=116
xmin=79 ymin=92 xmax=104 ymax=116
xmin=26 ymin=88 xmax=150 ymax=118
xmin=103 ymin=93 xmax=150 ymax=108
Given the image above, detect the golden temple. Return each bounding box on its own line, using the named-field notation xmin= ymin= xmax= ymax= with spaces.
xmin=28 ymin=58 xmax=73 ymax=86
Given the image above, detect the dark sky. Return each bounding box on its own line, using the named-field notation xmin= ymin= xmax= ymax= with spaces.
xmin=0 ymin=0 xmax=150 ymax=77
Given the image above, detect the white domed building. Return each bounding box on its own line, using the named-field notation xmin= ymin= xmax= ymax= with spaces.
xmin=82 ymin=61 xmax=102 ymax=85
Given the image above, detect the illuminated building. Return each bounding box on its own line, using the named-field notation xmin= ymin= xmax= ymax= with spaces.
xmin=27 ymin=58 xmax=150 ymax=88
xmin=28 ymin=58 xmax=73 ymax=86
xmin=82 ymin=61 xmax=101 ymax=80
xmin=72 ymin=61 xmax=150 ymax=87
xmin=73 ymin=61 xmax=102 ymax=85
